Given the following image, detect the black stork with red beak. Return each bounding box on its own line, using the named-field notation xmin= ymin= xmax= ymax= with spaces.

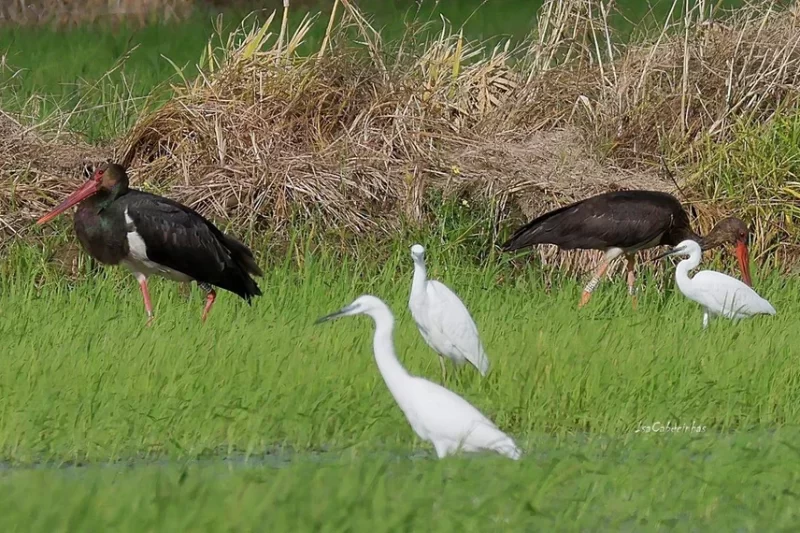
xmin=36 ymin=162 xmax=263 ymax=325
xmin=500 ymin=190 xmax=751 ymax=308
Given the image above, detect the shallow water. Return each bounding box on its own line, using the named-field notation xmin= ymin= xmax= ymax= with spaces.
xmin=0 ymin=430 xmax=793 ymax=531
xmin=0 ymin=429 xmax=783 ymax=474
xmin=0 ymin=448 xmax=435 ymax=473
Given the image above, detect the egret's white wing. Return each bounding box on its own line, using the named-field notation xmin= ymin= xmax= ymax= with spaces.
xmin=690 ymin=271 xmax=776 ymax=316
xmin=408 ymin=377 xmax=518 ymax=456
xmin=425 ymin=280 xmax=490 ymax=374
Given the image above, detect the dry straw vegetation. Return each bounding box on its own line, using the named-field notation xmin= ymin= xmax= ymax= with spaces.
xmin=3 ymin=0 xmax=800 ymax=269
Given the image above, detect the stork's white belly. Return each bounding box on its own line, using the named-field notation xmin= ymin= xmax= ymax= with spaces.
xmin=121 ymin=257 xmax=192 ymax=282
xmin=123 ymin=209 xmax=193 ymax=282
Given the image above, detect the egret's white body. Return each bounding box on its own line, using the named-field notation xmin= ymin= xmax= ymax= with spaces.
xmin=316 ymin=295 xmax=521 ymax=460
xmin=408 ymin=244 xmax=489 ymax=380
xmin=661 ymin=239 xmax=776 ymax=328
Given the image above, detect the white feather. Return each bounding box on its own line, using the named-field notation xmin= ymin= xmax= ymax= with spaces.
xmin=122 ymin=208 xmax=191 ymax=282
xmin=408 ymin=245 xmax=490 ymax=376
xmin=686 ymin=271 xmax=776 ymax=318
xmin=667 ymin=239 xmax=776 ymax=328
xmin=320 ymin=295 xmax=519 ymax=460
xmin=400 ymin=378 xmax=521 ymax=459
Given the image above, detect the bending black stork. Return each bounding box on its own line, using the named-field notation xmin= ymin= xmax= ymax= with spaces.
xmin=36 ymin=163 xmax=263 ymax=325
xmin=500 ymin=190 xmax=751 ymax=308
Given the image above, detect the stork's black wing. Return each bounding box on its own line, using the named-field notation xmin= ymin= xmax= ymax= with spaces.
xmin=118 ymin=191 xmax=263 ymax=301
xmin=501 ymin=190 xmax=690 ymax=252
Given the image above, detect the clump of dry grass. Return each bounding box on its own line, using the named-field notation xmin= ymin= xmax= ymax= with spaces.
xmin=115 ymin=1 xmax=667 ymax=241
xmin=5 ymin=0 xmax=800 ymax=272
xmin=0 ymin=113 xmax=110 ymax=246
xmin=501 ymin=0 xmax=800 ymax=163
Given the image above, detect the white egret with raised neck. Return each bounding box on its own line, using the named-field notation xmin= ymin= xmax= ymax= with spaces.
xmin=316 ymin=295 xmax=520 ymax=460
xmin=407 ymin=244 xmax=489 ymax=381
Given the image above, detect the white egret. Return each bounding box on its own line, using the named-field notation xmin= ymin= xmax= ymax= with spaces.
xmin=654 ymin=239 xmax=776 ymax=329
xmin=408 ymin=244 xmax=489 ymax=381
xmin=316 ymin=295 xmax=521 ymax=460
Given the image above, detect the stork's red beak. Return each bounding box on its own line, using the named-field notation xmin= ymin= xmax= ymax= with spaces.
xmin=36 ymin=179 xmax=99 ymax=225
xmin=735 ymin=239 xmax=752 ymax=287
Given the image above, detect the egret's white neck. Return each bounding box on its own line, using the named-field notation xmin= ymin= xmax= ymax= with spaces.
xmin=411 ymin=258 xmax=428 ymax=298
xmin=674 ymin=248 xmax=702 ymax=293
xmin=367 ymin=306 xmax=411 ymax=398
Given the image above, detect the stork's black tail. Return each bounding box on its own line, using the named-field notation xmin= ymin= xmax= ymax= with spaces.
xmin=221 ymin=235 xmax=263 ymax=302
xmin=501 ymin=203 xmax=577 ymax=251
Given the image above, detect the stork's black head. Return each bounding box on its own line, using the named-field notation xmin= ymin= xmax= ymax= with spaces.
xmin=94 ymin=162 xmax=130 ymax=198
xmin=36 ymin=162 xmax=130 ymax=225
xmin=704 ymin=216 xmax=752 ymax=287
xmin=706 ymin=217 xmax=749 ymax=246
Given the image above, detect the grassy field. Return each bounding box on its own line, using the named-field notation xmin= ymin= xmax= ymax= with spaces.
xmin=2 ymin=433 xmax=799 ymax=531
xmin=2 ymin=241 xmax=799 ymax=528
xmin=1 ymin=0 xmax=797 ymax=530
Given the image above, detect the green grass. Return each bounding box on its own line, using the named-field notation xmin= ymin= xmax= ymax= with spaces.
xmin=1 ymin=239 xmax=798 ymax=528
xmin=2 ymin=239 xmax=796 ymax=462
xmin=2 ymin=432 xmax=800 ymax=531
xmin=0 ymin=0 xmax=792 ymax=528
xmin=692 ymin=112 xmax=800 ymax=266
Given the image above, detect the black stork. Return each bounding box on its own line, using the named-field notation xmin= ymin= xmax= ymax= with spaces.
xmin=500 ymin=190 xmax=751 ymax=308
xmin=36 ymin=162 xmax=263 ymax=325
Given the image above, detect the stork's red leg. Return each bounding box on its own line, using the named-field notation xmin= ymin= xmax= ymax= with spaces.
xmin=200 ymin=284 xmax=217 ymax=323
xmin=136 ymin=275 xmax=155 ymax=327
xmin=580 ymin=261 xmax=609 ymax=307
xmin=579 ymin=248 xmax=623 ymax=308
xmin=626 ymin=254 xmax=638 ymax=310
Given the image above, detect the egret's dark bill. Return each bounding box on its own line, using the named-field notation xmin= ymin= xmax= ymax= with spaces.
xmin=651 ymin=248 xmax=679 ymax=262
xmin=314 ymin=304 xmax=353 ymax=324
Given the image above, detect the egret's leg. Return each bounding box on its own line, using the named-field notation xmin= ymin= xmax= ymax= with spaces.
xmin=580 ymin=248 xmax=623 ymax=308
xmin=433 ymin=440 xmax=448 ymax=459
xmin=439 ymin=357 xmax=447 ymax=384
xmin=135 ymin=273 xmax=155 ymax=327
xmin=702 ymin=310 xmax=709 ymax=329
xmin=453 ymin=364 xmax=466 ymax=389
xmin=626 ymin=254 xmax=638 ymax=310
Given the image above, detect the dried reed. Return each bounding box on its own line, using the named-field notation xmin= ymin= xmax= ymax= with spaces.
xmin=4 ymin=0 xmax=800 ymax=271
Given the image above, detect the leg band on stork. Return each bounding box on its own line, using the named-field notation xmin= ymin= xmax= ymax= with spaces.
xmin=579 ymin=248 xmax=624 ymax=308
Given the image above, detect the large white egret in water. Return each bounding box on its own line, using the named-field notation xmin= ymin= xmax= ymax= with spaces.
xmin=316 ymin=295 xmax=520 ymax=460
xmin=655 ymin=239 xmax=775 ymax=329
xmin=407 ymin=244 xmax=489 ymax=381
